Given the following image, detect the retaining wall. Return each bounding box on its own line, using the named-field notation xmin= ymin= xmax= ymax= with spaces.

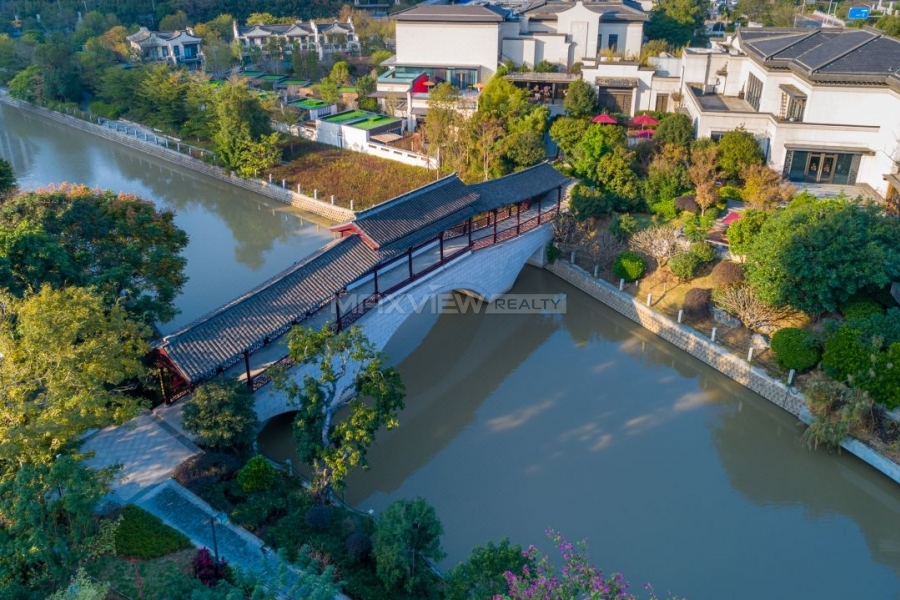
xmin=0 ymin=93 xmax=354 ymax=223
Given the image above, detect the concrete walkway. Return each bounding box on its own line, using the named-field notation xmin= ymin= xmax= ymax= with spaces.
xmin=82 ymin=410 xmax=200 ymax=504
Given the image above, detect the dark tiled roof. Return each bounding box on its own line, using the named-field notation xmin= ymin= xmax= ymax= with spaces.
xmin=740 ymin=27 xmax=900 ymax=84
xmin=351 ymin=175 xmax=479 ymax=249
xmin=160 ymin=236 xmax=380 ymax=382
xmin=471 ymin=162 xmax=573 ymax=212
xmin=523 ymin=0 xmax=647 ymax=22
xmin=395 ymin=5 xmax=508 ymax=22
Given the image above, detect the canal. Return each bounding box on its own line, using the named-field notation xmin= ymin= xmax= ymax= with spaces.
xmin=0 ymin=102 xmax=333 ymax=333
xmin=260 ymin=268 xmax=900 ymax=600
xmin=4 ymin=102 xmax=899 ymax=600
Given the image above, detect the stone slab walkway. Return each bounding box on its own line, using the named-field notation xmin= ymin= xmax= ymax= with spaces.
xmin=82 ymin=410 xmax=200 ymax=503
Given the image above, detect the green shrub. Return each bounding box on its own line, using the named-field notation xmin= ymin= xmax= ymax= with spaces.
xmin=229 ymin=490 xmax=287 ymax=530
xmin=770 ymin=328 xmax=821 ymax=371
xmin=669 ymin=252 xmax=701 ymax=281
xmin=237 ymin=455 xmax=277 ymax=492
xmin=683 ymin=288 xmax=711 ymax=320
xmin=689 ymin=242 xmax=716 ymax=263
xmin=609 ymin=213 xmax=638 ymax=239
xmin=115 ymin=505 xmax=192 ymax=559
xmin=649 ymin=198 xmax=678 ymax=220
xmin=305 ymin=505 xmax=333 ymax=531
xmin=346 ymin=532 xmax=373 ymax=562
xmin=710 ymin=261 xmax=744 ymax=288
xmin=570 ymin=184 xmax=616 ymax=219
xmin=719 ymin=185 xmax=743 ymax=201
xmin=546 ymin=242 xmax=561 ymax=264
xmin=88 ymin=100 xmax=124 ymax=119
xmin=840 ymin=297 xmax=884 ymax=322
xmin=613 ymin=251 xmax=646 ymax=282
xmin=822 ymin=326 xmax=872 ymax=384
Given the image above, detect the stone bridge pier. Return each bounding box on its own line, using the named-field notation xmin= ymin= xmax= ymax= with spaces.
xmin=253 ymin=223 xmax=552 ymax=424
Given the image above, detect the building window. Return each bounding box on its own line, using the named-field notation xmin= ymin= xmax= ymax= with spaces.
xmin=597 ymin=34 xmax=603 ymax=49
xmin=745 ymin=73 xmax=762 ymax=112
xmin=608 ymin=34 xmax=618 ymax=52
xmin=785 ymin=97 xmax=805 ymax=122
xmin=597 ymin=88 xmax=631 ymax=114
xmin=655 ymin=94 xmax=669 ymax=113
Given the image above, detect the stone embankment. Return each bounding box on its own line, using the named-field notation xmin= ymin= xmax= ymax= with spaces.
xmin=546 ymin=259 xmax=900 ymax=485
xmin=0 ymin=92 xmax=354 ymax=223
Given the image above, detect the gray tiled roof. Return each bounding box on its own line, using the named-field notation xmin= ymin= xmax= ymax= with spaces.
xmin=160 ymin=236 xmax=380 ymax=382
xmin=740 ymin=27 xmax=900 ymax=84
xmin=395 ymin=5 xmax=508 ymax=22
xmin=158 ymin=163 xmax=570 ymax=384
xmin=471 ymin=162 xmax=573 ymax=212
xmin=523 ymin=0 xmax=647 ymax=22
xmin=352 ymin=175 xmax=479 ymax=249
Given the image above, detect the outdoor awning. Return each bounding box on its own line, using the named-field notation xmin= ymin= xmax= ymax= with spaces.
xmin=595 ymin=77 xmax=639 ymax=88
xmin=779 ymin=84 xmax=808 ymax=100
xmin=784 ymin=144 xmax=875 ymax=155
xmin=371 ymin=133 xmax=403 ymax=144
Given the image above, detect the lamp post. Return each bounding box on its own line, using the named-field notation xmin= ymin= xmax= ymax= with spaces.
xmin=209 ymin=511 xmax=228 ymax=569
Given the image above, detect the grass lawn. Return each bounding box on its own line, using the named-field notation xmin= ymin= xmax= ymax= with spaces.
xmin=87 ymin=549 xmax=195 ymax=600
xmin=274 ymin=139 xmax=433 ymax=211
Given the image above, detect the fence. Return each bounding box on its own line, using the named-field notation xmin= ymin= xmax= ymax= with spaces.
xmin=0 ymin=92 xmax=355 ymax=222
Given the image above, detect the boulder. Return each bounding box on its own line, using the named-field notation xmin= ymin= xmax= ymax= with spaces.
xmin=711 ymin=306 xmax=741 ymax=328
xmin=750 ymin=333 xmax=770 ymax=350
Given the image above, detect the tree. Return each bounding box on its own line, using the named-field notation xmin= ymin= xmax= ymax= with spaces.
xmin=446 ymin=539 xmax=532 ymax=600
xmin=276 ymin=325 xmax=405 ymax=497
xmin=7 ymin=64 xmax=42 ymax=102
xmin=629 ymin=225 xmax=681 ymax=267
xmin=159 ymin=10 xmax=190 ymax=31
xmin=562 ymin=78 xmax=596 ymax=118
xmin=687 ymin=142 xmax=718 ymax=190
xmin=318 ymin=75 xmax=341 ymax=105
xmin=0 ymin=183 xmax=189 ymax=324
xmin=575 ymin=124 xmax=628 ymax=180
xmin=654 ymin=113 xmax=694 ymax=147
xmin=329 ymin=61 xmax=352 ymax=87
xmin=356 ymin=74 xmax=376 ymax=110
xmin=0 ymin=287 xmax=148 ymax=465
xmin=644 ymin=144 xmax=690 ymax=208
xmin=182 ymin=381 xmax=258 ymax=454
xmin=48 ymin=569 xmax=110 ymax=600
xmin=745 ymin=196 xmax=900 ymax=313
xmin=372 ymin=497 xmax=445 ymax=596
xmin=0 ymin=456 xmax=116 ymax=593
xmin=875 ymin=15 xmax=900 ymax=36
xmin=717 ymin=128 xmax=764 ymax=179
xmin=0 ymin=34 xmax=25 ymax=85
xmin=425 ymin=82 xmax=462 ymax=174
xmin=712 ymin=283 xmax=791 ymax=332
xmin=593 ymin=146 xmax=640 ymax=206
xmin=212 ymin=77 xmax=276 ymax=176
xmin=694 ymin=180 xmax=719 ymax=216
xmin=725 ymin=209 xmax=768 ymax=257
xmin=549 ymin=116 xmax=590 ymax=160
xmin=740 ymin=164 xmax=795 ymax=210
xmin=0 ymin=156 xmax=15 ymax=199
xmin=203 ymin=39 xmax=236 ymax=79
xmin=34 ymin=34 xmax=82 ymax=102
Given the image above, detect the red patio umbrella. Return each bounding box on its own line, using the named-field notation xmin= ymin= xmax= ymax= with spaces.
xmin=591 ymin=113 xmax=618 ymax=124
xmin=632 ymin=114 xmax=659 ymax=129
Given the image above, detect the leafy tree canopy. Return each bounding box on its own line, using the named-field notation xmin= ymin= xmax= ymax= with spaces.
xmin=372 ymin=497 xmax=445 ymax=596
xmin=717 ymin=127 xmax=765 ymax=179
xmin=182 ymin=381 xmax=259 ymax=454
xmin=446 ymin=538 xmax=532 ymax=600
xmin=562 ymin=78 xmax=596 ymax=118
xmin=0 ymin=156 xmax=15 ymax=199
xmin=0 ymin=183 xmax=188 ymax=324
xmin=277 ymin=325 xmax=405 ymax=497
xmin=745 ymin=196 xmax=900 ymax=313
xmin=654 ymin=113 xmax=694 ymax=148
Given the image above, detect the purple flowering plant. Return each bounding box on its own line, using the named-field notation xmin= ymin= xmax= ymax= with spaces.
xmin=494 ymin=529 xmax=684 ymax=600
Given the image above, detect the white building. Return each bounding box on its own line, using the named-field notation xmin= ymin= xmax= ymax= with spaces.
xmin=233 ymin=18 xmax=360 ymax=62
xmin=678 ymin=27 xmax=900 ymax=199
xmin=126 ymin=27 xmax=203 ymax=68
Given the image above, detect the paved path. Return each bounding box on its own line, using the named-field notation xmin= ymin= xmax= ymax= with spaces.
xmin=82 ymin=410 xmax=200 ymax=504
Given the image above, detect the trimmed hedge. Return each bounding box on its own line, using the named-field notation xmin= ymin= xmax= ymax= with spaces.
xmin=689 ymin=242 xmax=716 ymax=263
xmin=669 ymin=252 xmax=700 ymax=281
xmin=683 ymin=288 xmax=711 ymax=321
xmin=710 ymin=261 xmax=744 ymax=288
xmin=237 ymin=455 xmax=277 ymax=492
xmin=613 ymin=251 xmax=646 ymax=282
xmin=840 ymin=298 xmax=884 ymax=322
xmin=771 ymin=327 xmax=821 ymax=372
xmin=115 ymin=505 xmax=192 ymax=560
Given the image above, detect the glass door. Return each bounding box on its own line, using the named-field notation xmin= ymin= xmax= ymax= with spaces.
xmin=820 ymin=154 xmax=836 ymax=183
xmin=805 ymin=154 xmax=821 ymax=183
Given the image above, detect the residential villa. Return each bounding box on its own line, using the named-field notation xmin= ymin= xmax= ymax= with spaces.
xmin=126 ymin=27 xmax=203 ymax=68
xmin=232 ymin=18 xmax=361 ymax=62
xmin=678 ymin=27 xmax=900 ymax=200
xmin=374 ymin=1 xmax=900 ymax=200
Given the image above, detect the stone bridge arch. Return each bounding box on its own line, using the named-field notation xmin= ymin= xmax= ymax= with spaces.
xmin=253 ymin=223 xmax=552 ymax=424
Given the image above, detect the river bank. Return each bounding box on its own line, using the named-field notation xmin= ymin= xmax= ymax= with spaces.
xmin=0 ymin=90 xmax=354 ymax=223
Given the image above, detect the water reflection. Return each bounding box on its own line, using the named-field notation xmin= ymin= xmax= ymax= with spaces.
xmin=260 ymin=267 xmax=900 ymax=600
xmin=0 ymin=103 xmax=333 ymax=332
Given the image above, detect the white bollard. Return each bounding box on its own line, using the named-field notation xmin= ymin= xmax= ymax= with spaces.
xmin=297 ymin=184 xmax=301 ymax=194
xmin=593 ymin=265 xmax=599 ymax=278
xmin=314 ymin=189 xmax=318 ymax=199
xmin=269 ymin=173 xmax=273 ymax=183
xmin=282 ymin=178 xmax=286 ymax=189
xmin=646 ymin=294 xmax=652 ymax=307
xmin=330 ymin=194 xmax=334 ymax=205
xmin=747 ymin=347 xmax=754 ymax=362
xmin=619 ymin=279 xmax=624 ymax=291
xmin=350 ymin=199 xmax=354 ymax=210
xmin=570 ymin=251 xmax=575 ymax=263
xmin=711 ymin=327 xmax=717 ymax=343
xmin=677 ymin=309 xmax=683 ymax=323
xmin=788 ymin=369 xmax=796 ymax=386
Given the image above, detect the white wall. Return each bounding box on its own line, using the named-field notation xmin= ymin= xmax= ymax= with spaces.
xmin=396 ymin=22 xmax=500 ymax=71
xmin=502 ymin=38 xmax=538 ymax=67
xmin=556 ymin=2 xmax=601 ymax=59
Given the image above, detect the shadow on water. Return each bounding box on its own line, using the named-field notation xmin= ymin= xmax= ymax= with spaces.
xmin=260 ymin=266 xmax=900 ymax=600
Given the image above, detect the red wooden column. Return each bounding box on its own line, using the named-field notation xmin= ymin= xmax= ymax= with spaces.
xmin=439 ymin=234 xmax=444 ymax=261
xmin=467 ymin=217 xmax=473 ymax=246
xmin=408 ymin=247 xmax=414 ymax=278
xmin=516 ymin=203 xmax=521 ymax=234
xmin=373 ymin=266 xmax=379 ymax=294
xmin=537 ymin=197 xmax=543 ymax=225
xmin=557 ymin=186 xmax=562 ymax=212
xmin=492 ymin=209 xmax=498 ymax=244
xmin=334 ymin=291 xmax=342 ymax=331
xmin=244 ymin=350 xmax=252 ymax=389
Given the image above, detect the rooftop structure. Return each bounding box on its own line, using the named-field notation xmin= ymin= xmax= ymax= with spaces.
xmin=126 ymin=27 xmax=203 ymax=68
